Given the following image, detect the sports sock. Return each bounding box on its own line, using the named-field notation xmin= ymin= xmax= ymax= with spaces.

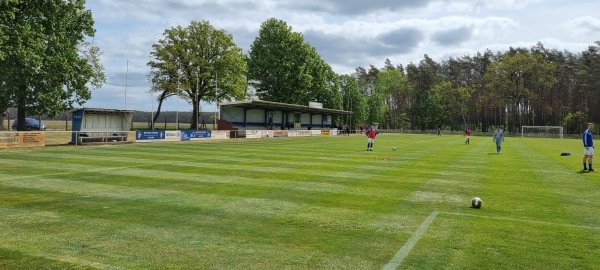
xmin=589 ymin=163 xmax=593 ymax=170
xmin=583 ymin=163 xmax=587 ymax=170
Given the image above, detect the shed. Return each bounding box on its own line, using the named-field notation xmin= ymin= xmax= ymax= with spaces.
xmin=71 ymin=108 xmax=135 ymax=144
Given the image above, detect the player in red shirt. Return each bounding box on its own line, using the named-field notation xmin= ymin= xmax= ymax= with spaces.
xmin=366 ymin=126 xmax=378 ymax=151
xmin=465 ymin=128 xmax=472 ymax=144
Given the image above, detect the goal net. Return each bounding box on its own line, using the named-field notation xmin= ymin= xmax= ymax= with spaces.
xmin=521 ymin=126 xmax=563 ymax=139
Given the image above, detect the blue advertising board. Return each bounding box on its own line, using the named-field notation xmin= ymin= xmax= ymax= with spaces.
xmin=136 ymin=130 xmax=166 ymax=142
xmin=181 ymin=130 xmax=211 ymax=141
xmin=70 ymin=109 xmax=85 ymax=143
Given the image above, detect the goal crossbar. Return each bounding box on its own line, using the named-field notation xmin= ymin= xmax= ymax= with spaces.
xmin=521 ymin=126 xmax=563 ymax=139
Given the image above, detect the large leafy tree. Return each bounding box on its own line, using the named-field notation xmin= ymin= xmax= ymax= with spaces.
xmin=429 ymin=81 xmax=474 ymax=129
xmin=304 ymin=47 xmax=342 ymax=109
xmin=248 ymin=18 xmax=339 ymax=107
xmin=248 ymin=18 xmax=309 ymax=104
xmin=0 ymin=0 xmax=105 ymax=130
xmin=484 ymin=50 xmax=557 ymax=132
xmin=148 ymin=21 xmax=247 ymax=129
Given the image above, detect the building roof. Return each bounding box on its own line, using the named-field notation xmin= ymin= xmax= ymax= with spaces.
xmin=219 ymin=100 xmax=352 ymax=116
xmin=73 ymin=108 xmax=136 ymax=115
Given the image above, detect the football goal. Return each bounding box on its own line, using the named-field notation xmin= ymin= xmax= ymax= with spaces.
xmin=521 ymin=126 xmax=563 ymax=138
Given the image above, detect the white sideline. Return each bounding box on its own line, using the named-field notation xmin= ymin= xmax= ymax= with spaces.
xmin=383 ymin=211 xmax=600 ymax=269
xmin=382 ymin=211 xmax=439 ymax=270
xmin=440 ymin=211 xmax=600 ymax=231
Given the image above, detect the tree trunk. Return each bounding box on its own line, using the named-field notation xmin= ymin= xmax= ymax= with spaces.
xmin=152 ymin=91 xmax=169 ymax=127
xmin=192 ymin=94 xmax=199 ymax=130
xmin=17 ymin=86 xmax=27 ymax=131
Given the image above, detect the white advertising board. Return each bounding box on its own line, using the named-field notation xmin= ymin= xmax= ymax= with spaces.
xmin=165 ymin=130 xmax=181 ymax=141
xmin=212 ymin=130 xmax=230 ymax=139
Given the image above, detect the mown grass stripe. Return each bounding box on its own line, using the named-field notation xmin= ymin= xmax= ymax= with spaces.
xmin=0 ymin=245 xmax=124 ymax=270
xmin=1 ymin=134 xmax=599 ymax=269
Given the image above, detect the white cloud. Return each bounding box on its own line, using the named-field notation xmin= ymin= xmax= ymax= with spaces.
xmin=82 ymin=0 xmax=600 ymax=111
xmin=563 ymin=16 xmax=600 ymax=36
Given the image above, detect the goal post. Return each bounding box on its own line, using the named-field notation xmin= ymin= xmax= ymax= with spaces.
xmin=521 ymin=126 xmax=563 ymax=139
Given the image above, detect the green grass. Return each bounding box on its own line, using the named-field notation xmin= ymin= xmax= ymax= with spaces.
xmin=0 ymin=134 xmax=598 ymax=269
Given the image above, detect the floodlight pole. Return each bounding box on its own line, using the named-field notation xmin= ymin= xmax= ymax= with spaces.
xmin=125 ymin=60 xmax=130 ymax=110
xmin=214 ymin=70 xmax=218 ymax=130
xmin=125 ymin=60 xmax=145 ymax=110
xmin=151 ymin=91 xmax=154 ymax=130
xmin=176 ymin=93 xmax=179 ymax=130
xmin=196 ymin=67 xmax=200 ymax=131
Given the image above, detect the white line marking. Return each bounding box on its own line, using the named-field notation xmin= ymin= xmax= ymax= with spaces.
xmin=383 ymin=211 xmax=600 ymax=269
xmin=439 ymin=211 xmax=600 ymax=231
xmin=382 ymin=211 xmax=439 ymax=270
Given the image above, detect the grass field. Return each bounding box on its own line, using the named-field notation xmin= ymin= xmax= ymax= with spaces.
xmin=1 ymin=134 xmax=599 ymax=269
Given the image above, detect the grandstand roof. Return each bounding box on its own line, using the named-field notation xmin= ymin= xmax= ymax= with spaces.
xmin=219 ymin=100 xmax=352 ymax=116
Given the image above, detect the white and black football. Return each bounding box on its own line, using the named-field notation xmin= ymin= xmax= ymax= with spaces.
xmin=471 ymin=197 xmax=483 ymax=208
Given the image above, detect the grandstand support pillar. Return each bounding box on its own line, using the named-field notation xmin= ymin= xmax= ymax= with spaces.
xmin=243 ymin=108 xmax=247 ymax=127
xmin=264 ymin=110 xmax=268 ymax=128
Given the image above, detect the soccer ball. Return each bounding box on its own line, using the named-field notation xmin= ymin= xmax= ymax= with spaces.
xmin=471 ymin=197 xmax=482 ymax=208
xmin=392 ymin=146 xmax=397 ymax=151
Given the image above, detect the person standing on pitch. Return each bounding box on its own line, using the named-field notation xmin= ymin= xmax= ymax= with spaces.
xmin=366 ymin=126 xmax=377 ymax=151
xmin=465 ymin=128 xmax=472 ymax=144
xmin=582 ymin=123 xmax=595 ymax=172
xmin=492 ymin=127 xmax=504 ymax=154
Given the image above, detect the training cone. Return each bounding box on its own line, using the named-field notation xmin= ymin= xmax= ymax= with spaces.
xmin=389 ymin=157 xmax=393 ymax=160
xmin=383 ymin=158 xmax=387 ymax=161
xmin=374 ymin=156 xmax=377 ymax=160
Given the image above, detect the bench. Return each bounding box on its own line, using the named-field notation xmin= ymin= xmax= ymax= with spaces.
xmin=78 ymin=133 xmax=128 ymax=143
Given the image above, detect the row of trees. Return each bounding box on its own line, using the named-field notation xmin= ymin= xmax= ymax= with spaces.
xmin=147 ymin=18 xmax=346 ymax=129
xmin=149 ymin=18 xmax=599 ymax=134
xmin=2 ymin=1 xmax=598 ymax=133
xmin=360 ymin=43 xmax=600 ymax=134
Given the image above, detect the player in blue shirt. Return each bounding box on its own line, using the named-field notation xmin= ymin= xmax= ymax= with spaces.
xmin=492 ymin=127 xmax=504 ymax=154
xmin=582 ymin=123 xmax=595 ymax=172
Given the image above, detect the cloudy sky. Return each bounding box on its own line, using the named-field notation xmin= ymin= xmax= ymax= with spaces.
xmin=84 ymin=0 xmax=600 ymax=112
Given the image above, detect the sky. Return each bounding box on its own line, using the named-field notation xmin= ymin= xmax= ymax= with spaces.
xmin=83 ymin=0 xmax=600 ymax=113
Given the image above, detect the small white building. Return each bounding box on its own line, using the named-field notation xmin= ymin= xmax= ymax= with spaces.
xmin=219 ymin=100 xmax=351 ymax=130
xmin=71 ymin=108 xmax=135 ymax=144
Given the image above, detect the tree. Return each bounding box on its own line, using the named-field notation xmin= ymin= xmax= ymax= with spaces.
xmin=303 ymin=46 xmax=342 ymax=109
xmin=375 ymin=67 xmax=409 ymax=129
xmin=148 ymin=21 xmax=247 ymax=129
xmin=580 ymin=42 xmax=600 ymax=122
xmin=484 ymin=51 xmax=557 ymax=132
xmin=355 ymin=65 xmax=381 ymax=125
xmin=406 ymin=55 xmax=442 ymax=130
xmin=0 ymin=0 xmax=105 ymax=130
xmin=339 ymin=74 xmax=367 ymax=129
xmin=429 ymin=81 xmax=474 ymax=129
xmin=248 ymin=18 xmax=339 ymax=107
xmin=247 ymin=18 xmax=308 ymax=104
